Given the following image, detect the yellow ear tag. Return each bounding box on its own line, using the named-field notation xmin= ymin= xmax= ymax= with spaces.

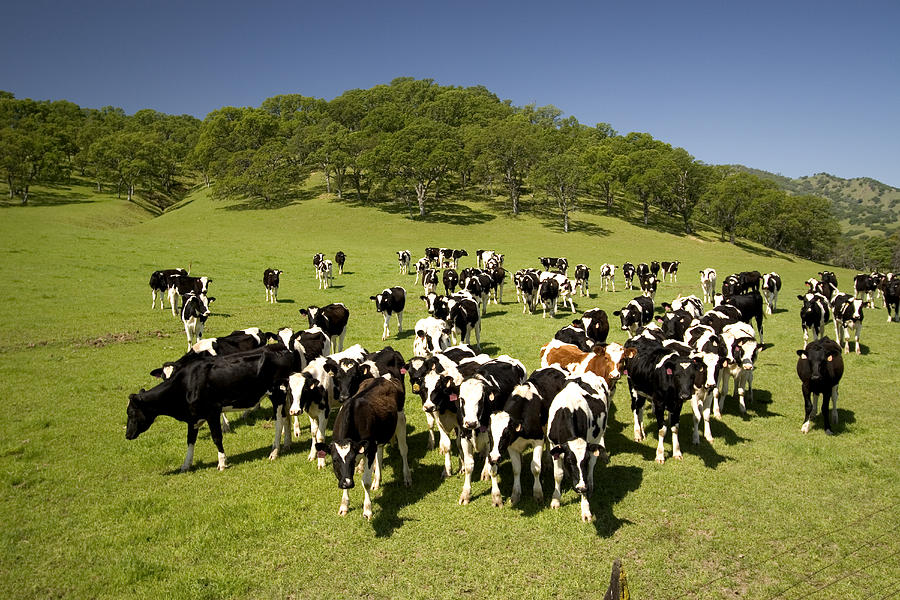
xmin=412 ymin=384 xmax=420 ymax=392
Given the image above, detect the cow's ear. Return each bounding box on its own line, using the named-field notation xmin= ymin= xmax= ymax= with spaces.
xmin=370 ymin=296 xmax=377 ymax=300
xmin=355 ymin=440 xmax=370 ymax=453
xmin=796 ymin=350 xmax=807 ymax=358
xmin=612 ymin=310 xmax=621 ymax=316
xmin=797 ymin=295 xmax=805 ymax=301
xmin=299 ymin=309 xmax=308 ymax=315
xmin=150 ymin=368 xmax=164 ymax=378
xmin=549 ymin=445 xmax=565 ymax=459
xmin=322 ymin=360 xmax=337 ymax=375
xmin=515 ymin=422 xmax=522 ymax=432
xmin=207 ymin=297 xmax=215 ymax=302
xmin=572 ymin=319 xmax=583 ymax=327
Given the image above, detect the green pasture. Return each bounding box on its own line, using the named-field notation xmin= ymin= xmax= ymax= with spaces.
xmin=1 ymin=178 xmax=898 ymax=599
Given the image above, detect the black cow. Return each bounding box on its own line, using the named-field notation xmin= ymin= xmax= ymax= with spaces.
xmin=448 ymin=294 xmax=481 ymax=349
xmin=853 ymin=273 xmax=873 ymax=302
xmin=424 ymin=247 xmax=441 ymax=267
xmin=517 ymin=270 xmax=541 ymax=314
xmin=126 ymin=345 xmax=295 ymax=470
xmin=661 ymin=261 xmax=680 ymax=283
xmin=149 ymin=268 xmax=187 ymax=310
xmin=798 ymin=293 xmax=830 ymax=348
xmin=370 ymin=287 xmax=406 ymax=341
xmin=613 ymin=296 xmax=654 ymax=336
xmin=334 ymin=251 xmax=346 ymax=275
xmin=317 ymin=377 xmax=411 ymax=519
xmin=886 ymin=278 xmax=900 ymax=322
xmin=649 ymin=261 xmax=661 ymax=278
xmin=580 ymin=307 xmax=610 ymax=344
xmin=487 ymin=267 xmax=506 ymax=304
xmin=443 ymin=268 xmax=459 ymax=294
xmin=168 ymin=275 xmax=212 ymax=315
xmin=263 ymin=268 xmax=282 ymax=303
xmin=300 ymin=303 xmax=349 ymax=352
xmin=622 ymin=262 xmax=637 ymax=290
xmin=539 ymin=277 xmax=560 ymax=318
xmin=719 ymin=291 xmax=765 ymax=344
xmin=797 ymin=337 xmax=844 ymax=435
xmin=451 ymin=249 xmax=468 ymax=269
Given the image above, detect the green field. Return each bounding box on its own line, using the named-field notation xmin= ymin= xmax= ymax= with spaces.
xmin=1 ymin=178 xmax=898 ymax=599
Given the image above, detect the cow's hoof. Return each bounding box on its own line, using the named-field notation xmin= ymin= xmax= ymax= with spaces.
xmin=338 ymin=506 xmax=348 ymax=516
xmin=825 ymin=429 xmax=834 ymax=436
xmin=655 ymin=454 xmax=666 ymax=464
xmin=801 ymin=422 xmax=811 ymax=434
xmin=532 ymin=492 xmax=543 ymax=504
xmin=705 ymin=434 xmax=714 ymax=443
xmin=550 ymin=499 xmax=560 ymax=509
xmin=217 ymin=464 xmax=228 ymax=471
xmin=268 ymin=450 xmax=279 ymax=460
xmin=582 ymin=512 xmax=595 ymax=523
xmin=673 ymin=452 xmax=683 ymax=460
xmin=317 ymin=459 xmax=326 ymax=469
xmin=510 ymin=493 xmax=521 ymax=506
xmin=458 ymin=492 xmax=471 ymax=505
xmin=492 ymin=492 xmax=502 ymax=507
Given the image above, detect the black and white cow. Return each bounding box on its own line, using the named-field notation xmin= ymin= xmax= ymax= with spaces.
xmin=719 ymin=291 xmax=765 ymax=345
xmin=421 ymin=292 xmax=451 ymax=319
xmin=370 ymin=287 xmax=406 ymax=341
xmin=312 ymin=253 xmax=325 ymax=276
xmin=153 ymin=327 xmax=269 ymax=380
xmin=413 ymin=257 xmax=429 ymax=284
xmin=448 ymin=294 xmax=481 ymax=349
xmin=580 ymin=307 xmax=610 ymax=345
xmin=717 ymin=322 xmax=759 ymax=416
xmin=126 ymin=345 xmax=295 ymax=471
xmin=636 ymin=262 xmax=650 ymax=281
xmin=300 ymin=303 xmax=349 ymax=352
xmin=334 ymin=251 xmax=346 ymax=275
xmin=450 ymin=249 xmax=468 ymax=269
xmin=317 ymin=376 xmax=411 ymax=519
xmin=487 ymin=267 xmax=507 ymax=304
xmin=886 ymin=278 xmax=900 ymax=322
xmin=516 ymin=269 xmax=541 ymax=314
xmin=443 ymin=268 xmax=459 ymax=294
xmin=168 ymin=274 xmax=212 ymax=315
xmin=818 ymin=271 xmax=838 ymax=289
xmin=263 ymin=268 xmax=282 ymax=303
xmin=574 ymin=264 xmax=591 ymax=297
xmin=667 ymin=294 xmax=704 ymax=319
xmin=548 ymin=371 xmax=611 ymax=521
xmin=274 ymin=326 xmax=332 ymax=370
xmin=539 ymin=277 xmax=560 ymax=318
xmin=599 ymin=263 xmax=615 ymax=292
xmin=424 ymin=247 xmax=441 ymax=267
xmin=854 ymin=274 xmax=873 ymax=303
xmin=554 ymin=323 xmax=593 ymax=352
xmin=659 ymin=309 xmax=694 ymax=340
xmin=761 ymin=272 xmax=781 ymax=314
xmin=805 ymin=277 xmax=837 ymax=301
xmin=613 ymin=296 xmax=654 ymax=336
xmin=831 ymin=293 xmax=865 ymax=354
xmin=798 ymin=293 xmax=830 ymax=348
xmin=412 ymin=316 xmax=452 ymax=358
xmin=796 ymin=337 xmax=844 ymax=435
xmin=539 ymin=257 xmax=567 ymax=274
xmin=489 ymin=366 xmax=569 ymax=506
xmin=683 ymin=324 xmax=728 ymax=441
xmin=422 ymin=269 xmax=439 ymax=295
xmin=327 ymin=345 xmax=398 ymax=405
xmin=316 ymin=259 xmax=334 ymax=289
xmin=661 ymin=261 xmax=680 ymax=283
xmin=180 ymin=293 xmax=214 ymax=350
xmin=397 ymin=250 xmax=412 ymax=275
xmin=699 ymin=268 xmax=717 ymax=303
xmin=622 ymin=262 xmax=636 ymax=290
xmin=639 ymin=273 xmax=658 ymax=302
xmin=649 ymin=261 xmax=661 ymax=278
xmin=149 ymin=268 xmax=187 ymax=310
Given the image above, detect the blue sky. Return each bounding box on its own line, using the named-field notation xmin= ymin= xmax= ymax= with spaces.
xmin=2 ymin=0 xmax=898 ymax=186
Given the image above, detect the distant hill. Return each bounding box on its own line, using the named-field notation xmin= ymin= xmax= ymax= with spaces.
xmin=730 ymin=167 xmax=900 ymax=237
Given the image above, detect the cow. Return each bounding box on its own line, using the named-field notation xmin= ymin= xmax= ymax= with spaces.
xmin=761 ymin=272 xmax=782 ymax=314
xmin=516 ymin=269 xmax=541 ymax=314
xmin=886 ymin=278 xmax=900 ymax=322
xmin=649 ymin=261 xmax=661 ymax=278
xmin=300 ymin=303 xmax=349 ymax=352
xmin=263 ymin=268 xmax=282 ymax=303
xmin=447 ymin=294 xmax=481 ymax=349
xmin=412 ymin=316 xmax=452 ymax=358
xmin=622 ymin=262 xmax=636 ymax=290
xmin=613 ymin=296 xmax=654 ymax=336
xmin=717 ymin=322 xmax=759 ymax=416
xmin=798 ymin=293 xmax=830 ymax=348
xmin=421 ymin=292 xmax=451 ymax=319
xmin=831 ymin=293 xmax=865 ymax=354
xmin=539 ymin=277 xmax=560 ymax=318
xmin=424 ymin=247 xmax=441 ymax=267
xmin=149 ymin=268 xmax=187 ymax=310
xmin=553 ymin=323 xmax=593 ymax=352
xmin=683 ymin=324 xmax=728 ymax=441
xmin=661 ymin=261 xmax=680 ymax=283
xmin=474 ymin=272 xmax=495 ymax=312
xmin=664 ymin=295 xmax=704 ymax=319
xmin=489 ymin=366 xmax=569 ymax=505
xmin=397 ymin=250 xmax=412 ymax=275
xmin=569 ymin=264 xmax=589 ymax=297
xmin=699 ymin=268 xmax=717 ymax=303
xmin=547 ymin=371 xmax=611 ymax=521
xmin=598 ymin=263 xmax=615 ymax=293
xmin=312 ymin=253 xmax=325 ymax=276
xmin=370 ymin=287 xmax=406 ymax=341
xmin=316 ymin=259 xmax=334 ymax=289
xmin=639 ymin=273 xmax=658 ymax=302
xmin=796 ymin=337 xmax=844 ymax=435
xmin=805 ymin=277 xmax=837 ymax=301
xmin=539 ymin=340 xmax=634 ymax=399
xmin=286 ymin=357 xmax=337 ymax=464
xmin=422 ymin=269 xmax=439 ymax=295
xmin=328 ymin=345 xmax=399 ymax=405
xmin=659 ymin=309 xmax=694 ymax=340
xmin=126 ymin=345 xmax=295 ymax=471
xmin=636 ymin=262 xmax=650 ymax=281
xmin=334 ymin=251 xmax=346 ymax=275
xmin=317 ymin=376 xmax=411 ymax=519
xmin=413 ymin=257 xmax=429 ymax=283
xmin=457 ymin=356 xmax=528 ymax=505
xmin=476 ymin=250 xmax=502 ymax=268
xmin=580 ymin=307 xmax=610 ymax=344
xmin=180 ymin=293 xmax=214 ymax=351
xmin=274 ymin=326 xmax=332 ymax=370
xmin=168 ymin=274 xmax=212 ymax=316
xmin=152 ymin=327 xmax=269 ymax=380
xmin=719 ymin=291 xmax=765 ymax=345
xmin=450 ymin=249 xmax=468 ymax=269
xmin=443 ymin=268 xmax=459 ymax=294
xmin=539 ymin=257 xmax=567 ymax=274
xmin=818 ymin=271 xmax=838 ymax=289
xmin=487 ymin=267 xmax=507 ymax=304
xmin=854 ymin=274 xmax=873 ymax=303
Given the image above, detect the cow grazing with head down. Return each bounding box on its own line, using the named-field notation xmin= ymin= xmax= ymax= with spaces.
xmin=831 ymin=293 xmax=865 ymax=354
xmin=180 ymin=293 xmax=214 ymax=351
xmin=613 ymin=296 xmax=654 ymax=336
xmin=548 ymin=371 xmax=611 ymax=521
xmin=300 ymin=303 xmax=349 ymax=352
xmin=699 ymin=268 xmax=717 ymax=304
xmin=317 ymin=376 xmax=411 ymax=519
xmin=149 ymin=268 xmax=187 ymax=310
xmin=622 ymin=262 xmax=636 ymax=290
xmin=263 ymin=268 xmax=282 ymax=303
xmin=370 ymin=287 xmax=405 ymax=341
xmin=796 ymin=337 xmax=844 ymax=435
xmin=397 ymin=250 xmax=412 ymax=275
xmin=334 ymin=251 xmax=346 ymax=275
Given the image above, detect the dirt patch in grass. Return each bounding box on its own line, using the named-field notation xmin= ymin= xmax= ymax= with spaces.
xmin=8 ymin=330 xmax=172 ymax=353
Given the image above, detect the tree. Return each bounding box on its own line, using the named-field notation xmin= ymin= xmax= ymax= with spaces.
xmin=481 ymin=114 xmax=538 ymax=215
xmin=659 ymin=147 xmax=711 ymax=234
xmin=532 ymin=130 xmax=586 ymax=233
xmin=702 ymin=171 xmax=773 ymax=243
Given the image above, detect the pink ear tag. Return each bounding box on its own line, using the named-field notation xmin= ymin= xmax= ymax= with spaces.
xmin=400 ymin=368 xmax=407 ymax=375
xmin=666 ymin=368 xmax=673 ymax=375
xmin=449 ymin=394 xmax=458 ymax=402
xmin=316 ymin=450 xmax=327 ymax=459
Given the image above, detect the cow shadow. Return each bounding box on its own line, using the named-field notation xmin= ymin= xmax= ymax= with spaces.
xmin=590 ymin=465 xmax=642 ymax=537
xmin=274 ymin=298 xmax=296 ymax=304
xmin=371 ymin=462 xmax=444 ymax=537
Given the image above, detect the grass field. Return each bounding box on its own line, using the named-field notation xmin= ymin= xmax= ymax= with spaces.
xmin=1 ymin=178 xmax=898 ymax=599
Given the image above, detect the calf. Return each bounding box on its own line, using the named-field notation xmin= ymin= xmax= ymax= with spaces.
xmin=831 ymin=293 xmax=865 ymax=354
xmin=334 ymin=251 xmax=346 ymax=275
xmin=370 ymin=287 xmax=405 ymax=340
xmin=699 ymin=268 xmax=717 ymax=303
xmin=599 ymin=263 xmax=615 ymax=292
xmin=126 ymin=346 xmax=295 ymax=471
xmin=796 ymin=337 xmax=844 ymax=435
xmin=397 ymin=250 xmax=412 ymax=275
xmin=761 ymin=272 xmax=781 ymax=314
xmin=798 ymin=293 xmax=830 ymax=348
xmin=548 ymin=371 xmax=611 ymax=521
xmin=622 ymin=262 xmax=636 ymax=290
xmin=717 ymin=322 xmax=759 ymax=415
xmin=316 ymin=259 xmax=334 ymax=289
xmin=149 ymin=268 xmax=186 ymax=310
xmin=613 ymin=296 xmax=654 ymax=336
xmin=300 ymin=303 xmax=349 ymax=352
xmin=317 ymin=377 xmax=411 ymax=519
xmin=661 ymin=260 xmax=680 ymax=283
xmin=884 ymin=278 xmax=900 ymax=321
xmin=489 ymin=366 xmax=568 ymax=505
xmin=263 ymin=268 xmax=282 ymax=303
xmin=180 ymin=293 xmax=214 ymax=351
xmin=639 ymin=273 xmax=658 ymax=302
xmin=443 ymin=268 xmax=459 ymax=294
xmin=422 ymin=269 xmax=439 ymax=295
xmin=421 ymin=292 xmax=451 ymax=319
xmin=573 ymin=264 xmax=591 ymax=297
xmin=412 ymin=316 xmax=452 ymax=357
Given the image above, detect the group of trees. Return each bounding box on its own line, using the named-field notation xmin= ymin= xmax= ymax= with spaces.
xmin=1 ymin=79 xmax=853 ymax=261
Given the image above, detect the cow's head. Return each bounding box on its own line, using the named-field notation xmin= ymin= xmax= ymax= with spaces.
xmin=422 ymin=371 xmax=459 ymax=414
xmin=730 ymin=336 xmax=759 ymax=371
xmin=288 ymin=372 xmax=328 ymax=416
xmin=317 ymin=439 xmax=368 ymax=489
xmin=797 ymin=340 xmax=840 ymax=382
xmin=125 ymin=391 xmax=157 ymax=440
xmin=299 ymin=306 xmax=319 ymax=328
xmin=329 ymin=358 xmax=364 ymax=403
xmin=459 ymin=377 xmax=491 ymax=430
xmin=549 ymin=436 xmax=603 ymax=495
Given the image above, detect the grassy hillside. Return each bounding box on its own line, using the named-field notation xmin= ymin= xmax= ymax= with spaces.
xmin=1 ymin=177 xmax=898 ymax=599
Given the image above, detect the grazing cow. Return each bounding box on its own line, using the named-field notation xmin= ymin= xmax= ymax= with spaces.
xmin=316 ymin=260 xmax=334 ymax=289
xmin=300 ymin=303 xmax=349 ymax=352
xmin=448 ymin=295 xmax=481 ymax=349
xmin=886 ymin=278 xmax=900 ymax=322
xmin=263 ymin=268 xmax=282 ymax=303
xmin=370 ymin=287 xmax=406 ymax=341
xmin=661 ymin=261 xmax=680 ymax=283
xmin=573 ymin=264 xmax=591 ymax=297
xmin=719 ymin=291 xmax=765 ymax=344
xmin=180 ymin=293 xmax=214 ymax=350
xmin=717 ymin=321 xmax=759 ymax=415
xmin=622 ymin=262 xmax=636 ymax=290
xmin=684 ymin=324 xmax=728 ymax=441
xmin=312 ymin=253 xmax=325 ymax=276
xmin=489 ymin=366 xmax=569 ymax=505
xmin=168 ymin=275 xmax=212 ymax=315
xmin=412 ymin=316 xmax=452 ymax=357
xmin=798 ymin=293 xmax=830 ymax=348
xmin=457 ymin=356 xmax=527 ymax=505
xmin=317 ymin=377 xmax=411 ymax=519
xmin=761 ymin=272 xmax=782 ymax=314
xmin=334 ymin=251 xmax=346 ymax=275
xmin=422 ymin=269 xmax=439 ymax=295
xmin=599 ymin=263 xmax=615 ymax=292
xmin=613 ymin=296 xmax=654 ymax=336
xmin=580 ymin=308 xmax=610 ymax=344
xmin=149 ymin=268 xmax=187 ymax=310
xmin=126 ymin=346 xmax=295 ymax=471
xmin=639 ymin=273 xmax=658 ymax=302
xmin=539 ymin=340 xmax=634 ymax=397
xmin=547 ymin=371 xmax=611 ymax=521
xmin=397 ymin=250 xmax=412 ymax=275
xmin=443 ymin=268 xmax=459 ymax=294
xmin=796 ymin=337 xmax=844 ymax=435
xmin=831 ymin=293 xmax=865 ymax=354
xmin=699 ymin=268 xmax=717 ymax=303
xmin=539 ymin=277 xmax=560 ymax=318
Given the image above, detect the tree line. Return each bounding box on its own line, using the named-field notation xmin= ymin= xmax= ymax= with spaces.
xmin=0 ymin=78 xmax=867 ymax=264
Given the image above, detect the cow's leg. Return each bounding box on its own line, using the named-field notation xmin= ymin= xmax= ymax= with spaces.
xmin=293 ymin=414 xmax=302 ymax=439
xmin=508 ymin=448 xmax=523 ymax=505
xmin=307 ymin=412 xmax=320 ymax=461
xmin=273 ymin=286 xmax=278 ymax=303
xmin=829 ymin=386 xmax=840 ymax=433
xmin=801 ymin=388 xmax=816 ymax=433
xmin=423 ymin=409 xmax=436 ymax=450
xmin=221 ymin=413 xmax=231 ymax=434
xmin=474 ymin=320 xmax=481 ymax=350
xmin=269 ymin=405 xmax=283 ymax=460
xmin=458 ymin=434 xmax=475 ymax=505
xmin=396 ymin=311 xmax=403 ymax=334
xmin=691 ymin=395 xmax=702 ymax=444
xmin=338 ymin=488 xmax=350 ymax=516
xmin=716 ymin=370 xmax=729 ymax=417
xmin=168 ymin=288 xmax=178 ymax=315
xmin=802 ymin=326 xmax=809 ymax=348
xmin=394 ymin=411 xmax=412 ymax=486
xmin=382 ymin=313 xmax=390 ymax=341
xmin=207 ymin=415 xmax=227 ymax=471
xmin=337 ymin=329 xmax=346 ymax=353
xmin=822 ymin=390 xmax=834 ymax=435
xmin=550 ymin=456 xmax=564 ymax=509
xmin=151 ymin=289 xmax=157 ymax=309
xmin=437 ymin=415 xmax=453 ymax=477
xmin=480 ymin=450 xmax=492 ymax=482
xmin=702 ymin=391 xmax=714 ymax=442
xmin=489 ymin=459 xmax=502 ymax=507
xmin=181 ymin=425 xmax=199 ymax=472
xmin=670 ymin=408 xmax=682 ymax=460
xmin=184 ymin=321 xmax=193 ymax=351
xmin=531 ymin=443 xmax=544 ymax=503
xmin=735 ymin=374 xmax=747 ymax=414
xmin=631 ymin=391 xmax=646 ymax=442
xmin=654 ymin=402 xmax=668 ymax=464
xmin=854 ymin=322 xmax=862 ymax=355
xmin=371 ymin=445 xmax=383 ymax=490
xmin=316 ymin=411 xmax=328 ymax=469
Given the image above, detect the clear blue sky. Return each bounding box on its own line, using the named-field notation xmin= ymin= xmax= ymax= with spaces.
xmin=3 ymin=0 xmax=898 ymax=186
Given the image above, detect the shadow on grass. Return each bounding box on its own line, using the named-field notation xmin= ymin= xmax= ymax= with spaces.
xmin=1 ymin=188 xmax=96 ymax=207
xmin=372 ymin=462 xmax=444 ymax=538
xmin=337 ymin=196 xmax=497 ymax=226
xmin=221 ymin=185 xmax=325 ymax=211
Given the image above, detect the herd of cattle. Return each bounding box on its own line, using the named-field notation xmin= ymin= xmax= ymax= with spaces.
xmin=133 ymin=251 xmax=900 ymax=521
